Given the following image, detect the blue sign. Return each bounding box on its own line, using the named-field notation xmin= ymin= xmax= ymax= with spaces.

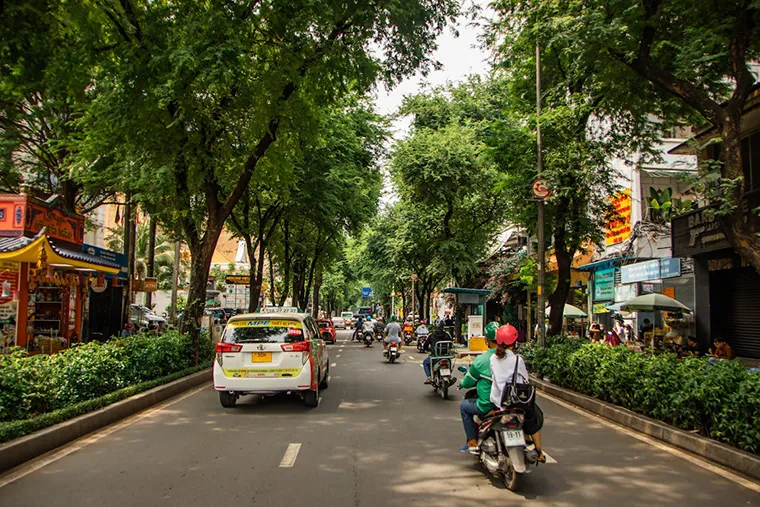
xmin=621 ymin=258 xmax=681 ymax=284
xmin=593 ymin=268 xmax=615 ymax=302
xmin=82 ymin=243 xmax=129 ymax=279
xmin=361 ymin=287 xmax=372 ymax=298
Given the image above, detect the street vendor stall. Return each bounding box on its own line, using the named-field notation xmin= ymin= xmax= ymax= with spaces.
xmin=620 ymin=293 xmax=692 ymax=352
xmin=0 ymin=194 xmax=121 ymax=352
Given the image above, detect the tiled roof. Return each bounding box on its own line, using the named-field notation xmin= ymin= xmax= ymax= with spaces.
xmin=50 ymin=242 xmax=121 ymax=269
xmin=0 ymin=230 xmax=45 ymax=253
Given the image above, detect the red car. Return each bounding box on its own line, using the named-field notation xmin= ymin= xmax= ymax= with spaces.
xmin=316 ymin=319 xmax=337 ymax=344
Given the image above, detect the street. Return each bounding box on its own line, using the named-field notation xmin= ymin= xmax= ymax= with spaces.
xmin=1 ymin=329 xmax=758 ymax=507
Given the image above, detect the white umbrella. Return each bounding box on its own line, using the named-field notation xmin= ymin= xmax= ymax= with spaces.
xmin=545 ymin=304 xmax=587 ymax=318
xmin=619 ymin=293 xmax=691 ymax=313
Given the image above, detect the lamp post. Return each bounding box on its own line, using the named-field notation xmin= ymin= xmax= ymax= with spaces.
xmin=536 ymin=41 xmax=546 ymax=347
xmin=411 ymin=274 xmax=417 ymax=320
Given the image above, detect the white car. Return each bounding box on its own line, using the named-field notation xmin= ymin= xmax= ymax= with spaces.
xmin=331 ymin=316 xmax=346 ymax=329
xmin=213 ymin=311 xmax=329 ymax=408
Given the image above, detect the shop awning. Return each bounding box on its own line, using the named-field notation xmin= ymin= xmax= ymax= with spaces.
xmin=0 ymin=229 xmax=120 ymax=274
xmin=442 ymin=288 xmax=492 ymax=295
xmin=576 ymin=256 xmax=631 ymax=272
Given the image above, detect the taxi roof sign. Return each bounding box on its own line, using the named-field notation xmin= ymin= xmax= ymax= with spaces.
xmin=254 ymin=306 xmax=302 ymax=314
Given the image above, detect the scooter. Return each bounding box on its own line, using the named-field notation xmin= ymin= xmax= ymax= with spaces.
xmin=404 ymin=330 xmax=414 ymax=346
xmin=363 ymin=330 xmax=374 ymax=347
xmin=429 ymin=341 xmax=456 ymax=399
xmin=386 ymin=342 xmax=401 ymax=363
xmin=416 ymin=332 xmax=428 ymax=352
xmin=355 ymin=328 xmax=363 ymax=342
xmin=457 ymin=366 xmax=541 ymax=492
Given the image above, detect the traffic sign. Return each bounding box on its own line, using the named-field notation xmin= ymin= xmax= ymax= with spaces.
xmin=532 ymin=177 xmax=551 ymax=199
xmin=361 ymin=287 xmax=372 ymax=298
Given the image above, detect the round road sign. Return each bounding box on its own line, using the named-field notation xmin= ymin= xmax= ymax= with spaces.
xmin=532 ymin=177 xmax=551 ymax=199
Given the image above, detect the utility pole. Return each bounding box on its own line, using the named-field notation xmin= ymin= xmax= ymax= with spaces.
xmin=411 ymin=274 xmax=417 ymax=320
xmin=536 ymin=42 xmax=546 ymax=347
xmin=145 ymin=215 xmax=157 ymax=309
xmin=170 ymin=241 xmax=181 ymax=324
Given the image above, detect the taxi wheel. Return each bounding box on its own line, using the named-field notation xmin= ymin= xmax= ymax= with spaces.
xmin=320 ymin=366 xmax=329 ymax=390
xmin=304 ymin=385 xmax=319 ymax=408
xmin=219 ymin=391 xmax=237 ymax=408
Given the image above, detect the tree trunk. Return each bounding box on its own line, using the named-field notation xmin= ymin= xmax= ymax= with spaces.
xmin=184 ymin=237 xmax=217 ymax=365
xmin=718 ymin=117 xmax=760 ymax=274
xmin=61 ymin=178 xmax=80 ymax=214
xmin=312 ymin=268 xmax=323 ymax=318
xmin=252 ymin=241 xmax=267 ymax=310
xmin=548 ymin=238 xmax=572 ymax=336
xmin=170 ymin=241 xmax=181 ymax=324
xmin=291 ymin=259 xmax=302 ymax=309
xmin=278 ymin=221 xmax=291 ymax=306
xmin=145 ymin=215 xmax=157 ymax=309
xmin=122 ymin=194 xmax=134 ymax=324
xmin=245 ymin=236 xmax=257 ymax=312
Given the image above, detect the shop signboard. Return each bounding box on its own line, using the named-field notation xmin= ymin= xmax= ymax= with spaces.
xmin=26 ymin=202 xmax=84 ymax=245
xmin=225 ymin=275 xmax=250 ymax=285
xmin=614 ymin=283 xmax=638 ymax=303
xmin=605 ymin=190 xmax=632 ymax=245
xmin=621 ymin=258 xmax=682 ymax=284
xmin=0 ymin=260 xmax=19 ymax=305
xmin=592 ymin=303 xmax=610 ymax=314
xmin=593 ymin=268 xmax=615 ymax=301
xmin=83 ymin=244 xmax=128 ymax=279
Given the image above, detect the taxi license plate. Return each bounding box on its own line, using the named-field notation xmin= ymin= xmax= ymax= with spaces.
xmin=502 ymin=429 xmax=525 ymax=446
xmin=251 ymin=352 xmax=272 ymax=363
xmin=439 ymin=368 xmax=451 ymax=376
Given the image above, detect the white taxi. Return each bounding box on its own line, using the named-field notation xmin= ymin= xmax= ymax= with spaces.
xmin=213 ymin=309 xmax=329 ymax=408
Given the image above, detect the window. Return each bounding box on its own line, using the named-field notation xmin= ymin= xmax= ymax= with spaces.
xmin=741 ymin=132 xmax=760 ymax=192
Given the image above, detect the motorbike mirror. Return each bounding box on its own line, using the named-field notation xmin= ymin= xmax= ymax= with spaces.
xmin=457 ymin=365 xmax=468 ymax=373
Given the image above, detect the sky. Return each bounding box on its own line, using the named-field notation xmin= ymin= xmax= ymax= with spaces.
xmin=372 ymin=0 xmax=493 ymax=137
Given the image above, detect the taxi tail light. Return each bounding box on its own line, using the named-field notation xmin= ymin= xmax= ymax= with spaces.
xmin=215 ymin=342 xmax=242 ymax=367
xmin=281 ymin=341 xmax=311 ymax=364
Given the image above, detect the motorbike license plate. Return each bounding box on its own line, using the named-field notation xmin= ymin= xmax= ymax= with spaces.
xmin=439 ymin=368 xmax=451 ymax=376
xmin=502 ymin=429 xmax=525 ymax=446
xmin=251 ymin=352 xmax=272 ymax=363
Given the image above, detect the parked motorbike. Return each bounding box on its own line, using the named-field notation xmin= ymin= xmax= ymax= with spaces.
xmin=363 ymin=330 xmax=374 ymax=347
xmin=457 ymin=366 xmax=540 ymax=491
xmin=386 ymin=342 xmax=401 ymax=363
xmin=429 ymin=341 xmax=456 ymax=399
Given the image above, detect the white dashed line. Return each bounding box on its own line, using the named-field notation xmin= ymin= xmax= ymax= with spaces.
xmin=331 ymin=362 xmax=337 ymax=367
xmin=543 ymin=452 xmax=558 ymax=464
xmin=328 ymin=376 xmax=331 ymax=382
xmin=279 ymin=443 xmax=302 ymax=467
xmin=336 ymin=354 xmax=341 ymax=358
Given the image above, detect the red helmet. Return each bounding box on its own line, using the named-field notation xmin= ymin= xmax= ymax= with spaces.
xmin=419 ymin=320 xmax=425 ymax=325
xmin=496 ymin=325 xmax=518 ymax=347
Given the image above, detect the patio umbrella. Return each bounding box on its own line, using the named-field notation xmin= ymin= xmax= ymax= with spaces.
xmin=545 ymin=304 xmax=587 ymax=318
xmin=619 ymin=293 xmax=691 ymax=313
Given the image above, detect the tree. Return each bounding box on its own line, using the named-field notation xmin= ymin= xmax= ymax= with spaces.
xmin=69 ymin=0 xmax=457 ymax=362
xmin=491 ymin=0 xmax=760 ymax=273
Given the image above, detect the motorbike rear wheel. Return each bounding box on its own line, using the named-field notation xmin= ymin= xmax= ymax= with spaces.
xmin=440 ymin=382 xmax=448 ymax=400
xmin=502 ymin=465 xmax=520 ymax=491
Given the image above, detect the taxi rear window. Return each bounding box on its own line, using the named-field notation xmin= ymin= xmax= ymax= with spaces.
xmin=223 ymin=319 xmax=304 ymax=344
xmin=317 ymin=321 xmax=330 ymax=328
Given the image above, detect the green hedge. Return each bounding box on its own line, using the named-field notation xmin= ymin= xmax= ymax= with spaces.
xmin=521 ymin=337 xmax=760 ymax=454
xmin=0 ymin=331 xmax=215 ymax=423
xmin=0 ymin=364 xmax=208 ymax=443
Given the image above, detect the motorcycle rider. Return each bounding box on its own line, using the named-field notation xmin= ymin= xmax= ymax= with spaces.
xmin=383 ymin=314 xmax=403 ymax=355
xmin=373 ymin=316 xmax=386 ymax=340
xmin=353 ymin=315 xmax=365 ymax=341
xmin=362 ymin=316 xmax=375 ymax=341
xmin=415 ymin=320 xmax=429 ymax=337
xmin=458 ymin=321 xmax=499 ymax=451
xmin=422 ymin=321 xmax=453 ymax=384
xmin=490 ymin=324 xmax=546 ymax=462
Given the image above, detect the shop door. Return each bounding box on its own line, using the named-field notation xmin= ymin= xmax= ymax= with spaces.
xmin=710 ymin=267 xmax=760 ymax=358
xmin=87 ymin=286 xmax=123 ymax=342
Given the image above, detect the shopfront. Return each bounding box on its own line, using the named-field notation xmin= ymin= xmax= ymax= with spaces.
xmin=0 ymin=194 xmax=121 ymax=353
xmin=672 ymin=204 xmax=760 ymax=357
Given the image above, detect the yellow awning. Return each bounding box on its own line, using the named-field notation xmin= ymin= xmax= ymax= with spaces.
xmin=0 ymin=234 xmax=120 ymax=274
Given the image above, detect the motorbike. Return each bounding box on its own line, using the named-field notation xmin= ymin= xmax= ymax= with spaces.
xmin=355 ymin=328 xmax=363 ymax=342
xmin=363 ymin=329 xmax=374 ymax=347
xmin=403 ymin=330 xmax=414 ymax=346
xmin=457 ymin=366 xmax=541 ymax=492
xmin=386 ymin=342 xmax=401 ymax=363
xmin=429 ymin=341 xmax=456 ymax=399
xmin=416 ymin=332 xmax=429 ymax=352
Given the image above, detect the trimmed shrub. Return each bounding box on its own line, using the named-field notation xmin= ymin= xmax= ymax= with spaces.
xmin=0 ymin=331 xmax=214 ymax=423
xmin=522 ymin=337 xmax=760 ymax=454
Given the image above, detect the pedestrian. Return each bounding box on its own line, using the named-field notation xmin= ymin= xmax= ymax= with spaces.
xmin=709 ymin=338 xmax=735 ymax=360
xmin=120 ymin=323 xmax=133 ymax=337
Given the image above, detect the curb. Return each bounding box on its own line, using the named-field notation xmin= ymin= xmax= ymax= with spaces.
xmin=531 ymin=376 xmax=760 ymax=482
xmin=0 ymin=368 xmax=212 ymax=474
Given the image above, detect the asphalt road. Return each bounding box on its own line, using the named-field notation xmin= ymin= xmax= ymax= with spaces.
xmin=1 ymin=329 xmax=759 ymax=506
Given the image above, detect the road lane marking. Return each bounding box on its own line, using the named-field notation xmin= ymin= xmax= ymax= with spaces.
xmin=279 ymin=443 xmax=302 ymax=467
xmin=337 ymin=354 xmax=341 ymax=358
xmin=543 ymin=452 xmax=557 ymax=464
xmin=0 ymin=382 xmax=211 ymax=489
xmin=331 ymin=362 xmax=337 ymax=367
xmin=537 ymin=391 xmax=760 ymax=493
xmin=328 ymin=376 xmax=331 ymax=382
xmin=339 ymin=348 xmax=344 ymax=352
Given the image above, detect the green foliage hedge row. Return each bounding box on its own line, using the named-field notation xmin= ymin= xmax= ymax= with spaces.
xmin=521 ymin=337 xmax=760 ymax=454
xmin=0 ymin=331 xmax=215 ymax=423
xmin=0 ymin=364 xmax=207 ymax=443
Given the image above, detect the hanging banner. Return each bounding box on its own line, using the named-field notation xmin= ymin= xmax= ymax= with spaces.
xmin=593 ymin=268 xmax=615 ymax=302
xmin=605 ymin=190 xmax=632 ymax=245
